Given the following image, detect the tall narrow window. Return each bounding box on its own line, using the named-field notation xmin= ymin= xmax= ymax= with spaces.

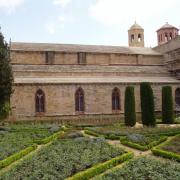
xmin=35 ymin=89 xmax=45 ymax=113
xmin=138 ymin=34 xmax=141 ymax=42
xmin=169 ymin=32 xmax=172 ymax=40
xmin=165 ymin=33 xmax=168 ymax=42
xmin=78 ymin=52 xmax=86 ymax=64
xmin=131 ymin=34 xmax=134 ymax=42
xmin=175 ymin=88 xmax=180 ymax=107
xmin=112 ymin=88 xmax=120 ymax=110
xmin=75 ymin=88 xmax=85 ymax=112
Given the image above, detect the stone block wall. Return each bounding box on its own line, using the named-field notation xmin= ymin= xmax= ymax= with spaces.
xmin=10 ymin=83 xmax=179 ymax=121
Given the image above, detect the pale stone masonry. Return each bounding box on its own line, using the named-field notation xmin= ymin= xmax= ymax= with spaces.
xmin=9 ymin=22 xmax=180 ymax=122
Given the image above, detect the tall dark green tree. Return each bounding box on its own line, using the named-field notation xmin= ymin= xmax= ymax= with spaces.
xmin=140 ymin=82 xmax=156 ymax=127
xmin=0 ymin=29 xmax=13 ymax=120
xmin=124 ymin=86 xmax=136 ymax=126
xmin=162 ymin=86 xmax=174 ymax=124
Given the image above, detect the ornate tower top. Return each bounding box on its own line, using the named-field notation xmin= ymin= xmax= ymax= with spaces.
xmin=156 ymin=22 xmax=179 ymax=45
xmin=128 ymin=22 xmax=144 ymax=47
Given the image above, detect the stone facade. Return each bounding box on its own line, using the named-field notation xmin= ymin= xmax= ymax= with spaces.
xmin=9 ymin=23 xmax=180 ymax=122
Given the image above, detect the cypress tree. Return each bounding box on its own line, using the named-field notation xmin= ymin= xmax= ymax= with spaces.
xmin=0 ymin=29 xmax=13 ymax=120
xmin=162 ymin=86 xmax=174 ymax=124
xmin=140 ymin=82 xmax=156 ymax=127
xmin=124 ymin=86 xmax=136 ymax=127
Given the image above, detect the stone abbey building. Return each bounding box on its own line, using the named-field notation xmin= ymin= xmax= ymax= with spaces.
xmin=10 ymin=22 xmax=180 ymax=122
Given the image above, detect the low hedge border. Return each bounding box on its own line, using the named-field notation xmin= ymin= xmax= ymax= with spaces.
xmin=120 ymin=136 xmax=167 ymax=151
xmin=84 ymin=130 xmax=121 ymax=140
xmin=66 ymin=151 xmax=134 ymax=180
xmin=34 ymin=131 xmax=64 ymax=144
xmin=84 ymin=130 xmax=100 ymax=137
xmin=0 ymin=144 xmax=37 ymax=170
xmin=151 ymin=135 xmax=180 ymax=162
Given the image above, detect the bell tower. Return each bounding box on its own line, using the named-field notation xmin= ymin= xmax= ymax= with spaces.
xmin=128 ymin=22 xmax=144 ymax=47
xmin=156 ymin=22 xmax=179 ymax=45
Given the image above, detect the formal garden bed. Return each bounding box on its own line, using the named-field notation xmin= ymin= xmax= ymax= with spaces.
xmin=152 ymin=134 xmax=180 ymax=162
xmin=0 ymin=124 xmax=62 ymax=161
xmin=0 ymin=137 xmax=127 ymax=180
xmin=93 ymin=156 xmax=180 ymax=180
xmin=120 ymin=134 xmax=167 ymax=151
xmin=84 ymin=124 xmax=180 ymax=139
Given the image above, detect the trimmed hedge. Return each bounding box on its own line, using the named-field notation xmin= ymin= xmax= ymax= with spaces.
xmin=120 ymin=136 xmax=167 ymax=151
xmin=124 ymin=86 xmax=136 ymax=127
xmin=84 ymin=130 xmax=120 ymax=140
xmin=66 ymin=152 xmax=134 ymax=180
xmin=151 ymin=135 xmax=180 ymax=162
xmin=0 ymin=144 xmax=37 ymax=170
xmin=162 ymin=86 xmax=174 ymax=124
xmin=34 ymin=131 xmax=64 ymax=144
xmin=140 ymin=82 xmax=156 ymax=127
xmin=84 ymin=130 xmax=100 ymax=137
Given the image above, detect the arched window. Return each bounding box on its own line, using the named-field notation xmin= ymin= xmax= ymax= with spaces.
xmin=75 ymin=88 xmax=85 ymax=112
xmin=138 ymin=34 xmax=141 ymax=42
xmin=112 ymin=88 xmax=120 ymax=110
xmin=165 ymin=33 xmax=168 ymax=42
xmin=175 ymin=88 xmax=180 ymax=107
xmin=169 ymin=32 xmax=172 ymax=40
xmin=35 ymin=89 xmax=45 ymax=113
xmin=131 ymin=34 xmax=134 ymax=42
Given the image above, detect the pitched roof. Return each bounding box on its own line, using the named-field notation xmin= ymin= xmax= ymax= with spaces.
xmin=157 ymin=22 xmax=179 ymax=32
xmin=11 ymin=42 xmax=161 ymax=55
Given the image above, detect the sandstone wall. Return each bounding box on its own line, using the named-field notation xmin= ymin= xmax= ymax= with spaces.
xmin=10 ymin=83 xmax=179 ymax=120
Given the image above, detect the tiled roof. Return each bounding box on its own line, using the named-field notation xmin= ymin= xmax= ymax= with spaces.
xmin=14 ymin=76 xmax=179 ymax=84
xmin=157 ymin=22 xmax=179 ymax=32
xmin=12 ymin=65 xmax=168 ymax=74
xmin=11 ymin=42 xmax=161 ymax=55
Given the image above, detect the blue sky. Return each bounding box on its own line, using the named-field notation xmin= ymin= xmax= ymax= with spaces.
xmin=0 ymin=0 xmax=180 ymax=47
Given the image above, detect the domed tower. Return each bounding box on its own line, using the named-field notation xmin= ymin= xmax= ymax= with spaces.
xmin=156 ymin=22 xmax=179 ymax=45
xmin=128 ymin=22 xmax=144 ymax=47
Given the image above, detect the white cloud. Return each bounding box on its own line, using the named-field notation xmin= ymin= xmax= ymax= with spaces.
xmin=90 ymin=0 xmax=178 ymax=26
xmin=0 ymin=0 xmax=24 ymax=13
xmin=46 ymin=16 xmax=65 ymax=34
xmin=46 ymin=23 xmax=56 ymax=34
xmin=53 ymin=0 xmax=71 ymax=7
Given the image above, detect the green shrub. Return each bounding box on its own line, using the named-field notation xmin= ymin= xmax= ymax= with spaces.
xmin=84 ymin=130 xmax=100 ymax=137
xmin=34 ymin=131 xmax=64 ymax=144
xmin=67 ymin=152 xmax=133 ymax=180
xmin=120 ymin=135 xmax=167 ymax=151
xmin=124 ymin=86 xmax=136 ymax=127
xmin=0 ymin=144 xmax=37 ymax=169
xmin=140 ymin=82 xmax=156 ymax=127
xmin=152 ymin=148 xmax=180 ymax=162
xmin=162 ymin=86 xmax=174 ymax=124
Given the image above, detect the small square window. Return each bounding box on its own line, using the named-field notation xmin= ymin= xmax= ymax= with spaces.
xmin=78 ymin=52 xmax=86 ymax=64
xmin=45 ymin=51 xmax=55 ymax=64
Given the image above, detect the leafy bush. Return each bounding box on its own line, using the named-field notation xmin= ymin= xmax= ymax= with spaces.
xmin=120 ymin=134 xmax=167 ymax=151
xmin=140 ymin=82 xmax=156 ymax=127
xmin=152 ymin=135 xmax=180 ymax=162
xmin=0 ymin=138 xmax=125 ymax=179
xmin=124 ymin=86 xmax=136 ymax=127
xmin=85 ymin=126 xmax=180 ymax=137
xmin=0 ymin=144 xmax=37 ymax=170
xmin=162 ymin=86 xmax=174 ymax=124
xmin=0 ymin=124 xmax=60 ymax=160
xmin=67 ymin=152 xmax=133 ymax=180
xmin=94 ymin=157 xmax=180 ymax=180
